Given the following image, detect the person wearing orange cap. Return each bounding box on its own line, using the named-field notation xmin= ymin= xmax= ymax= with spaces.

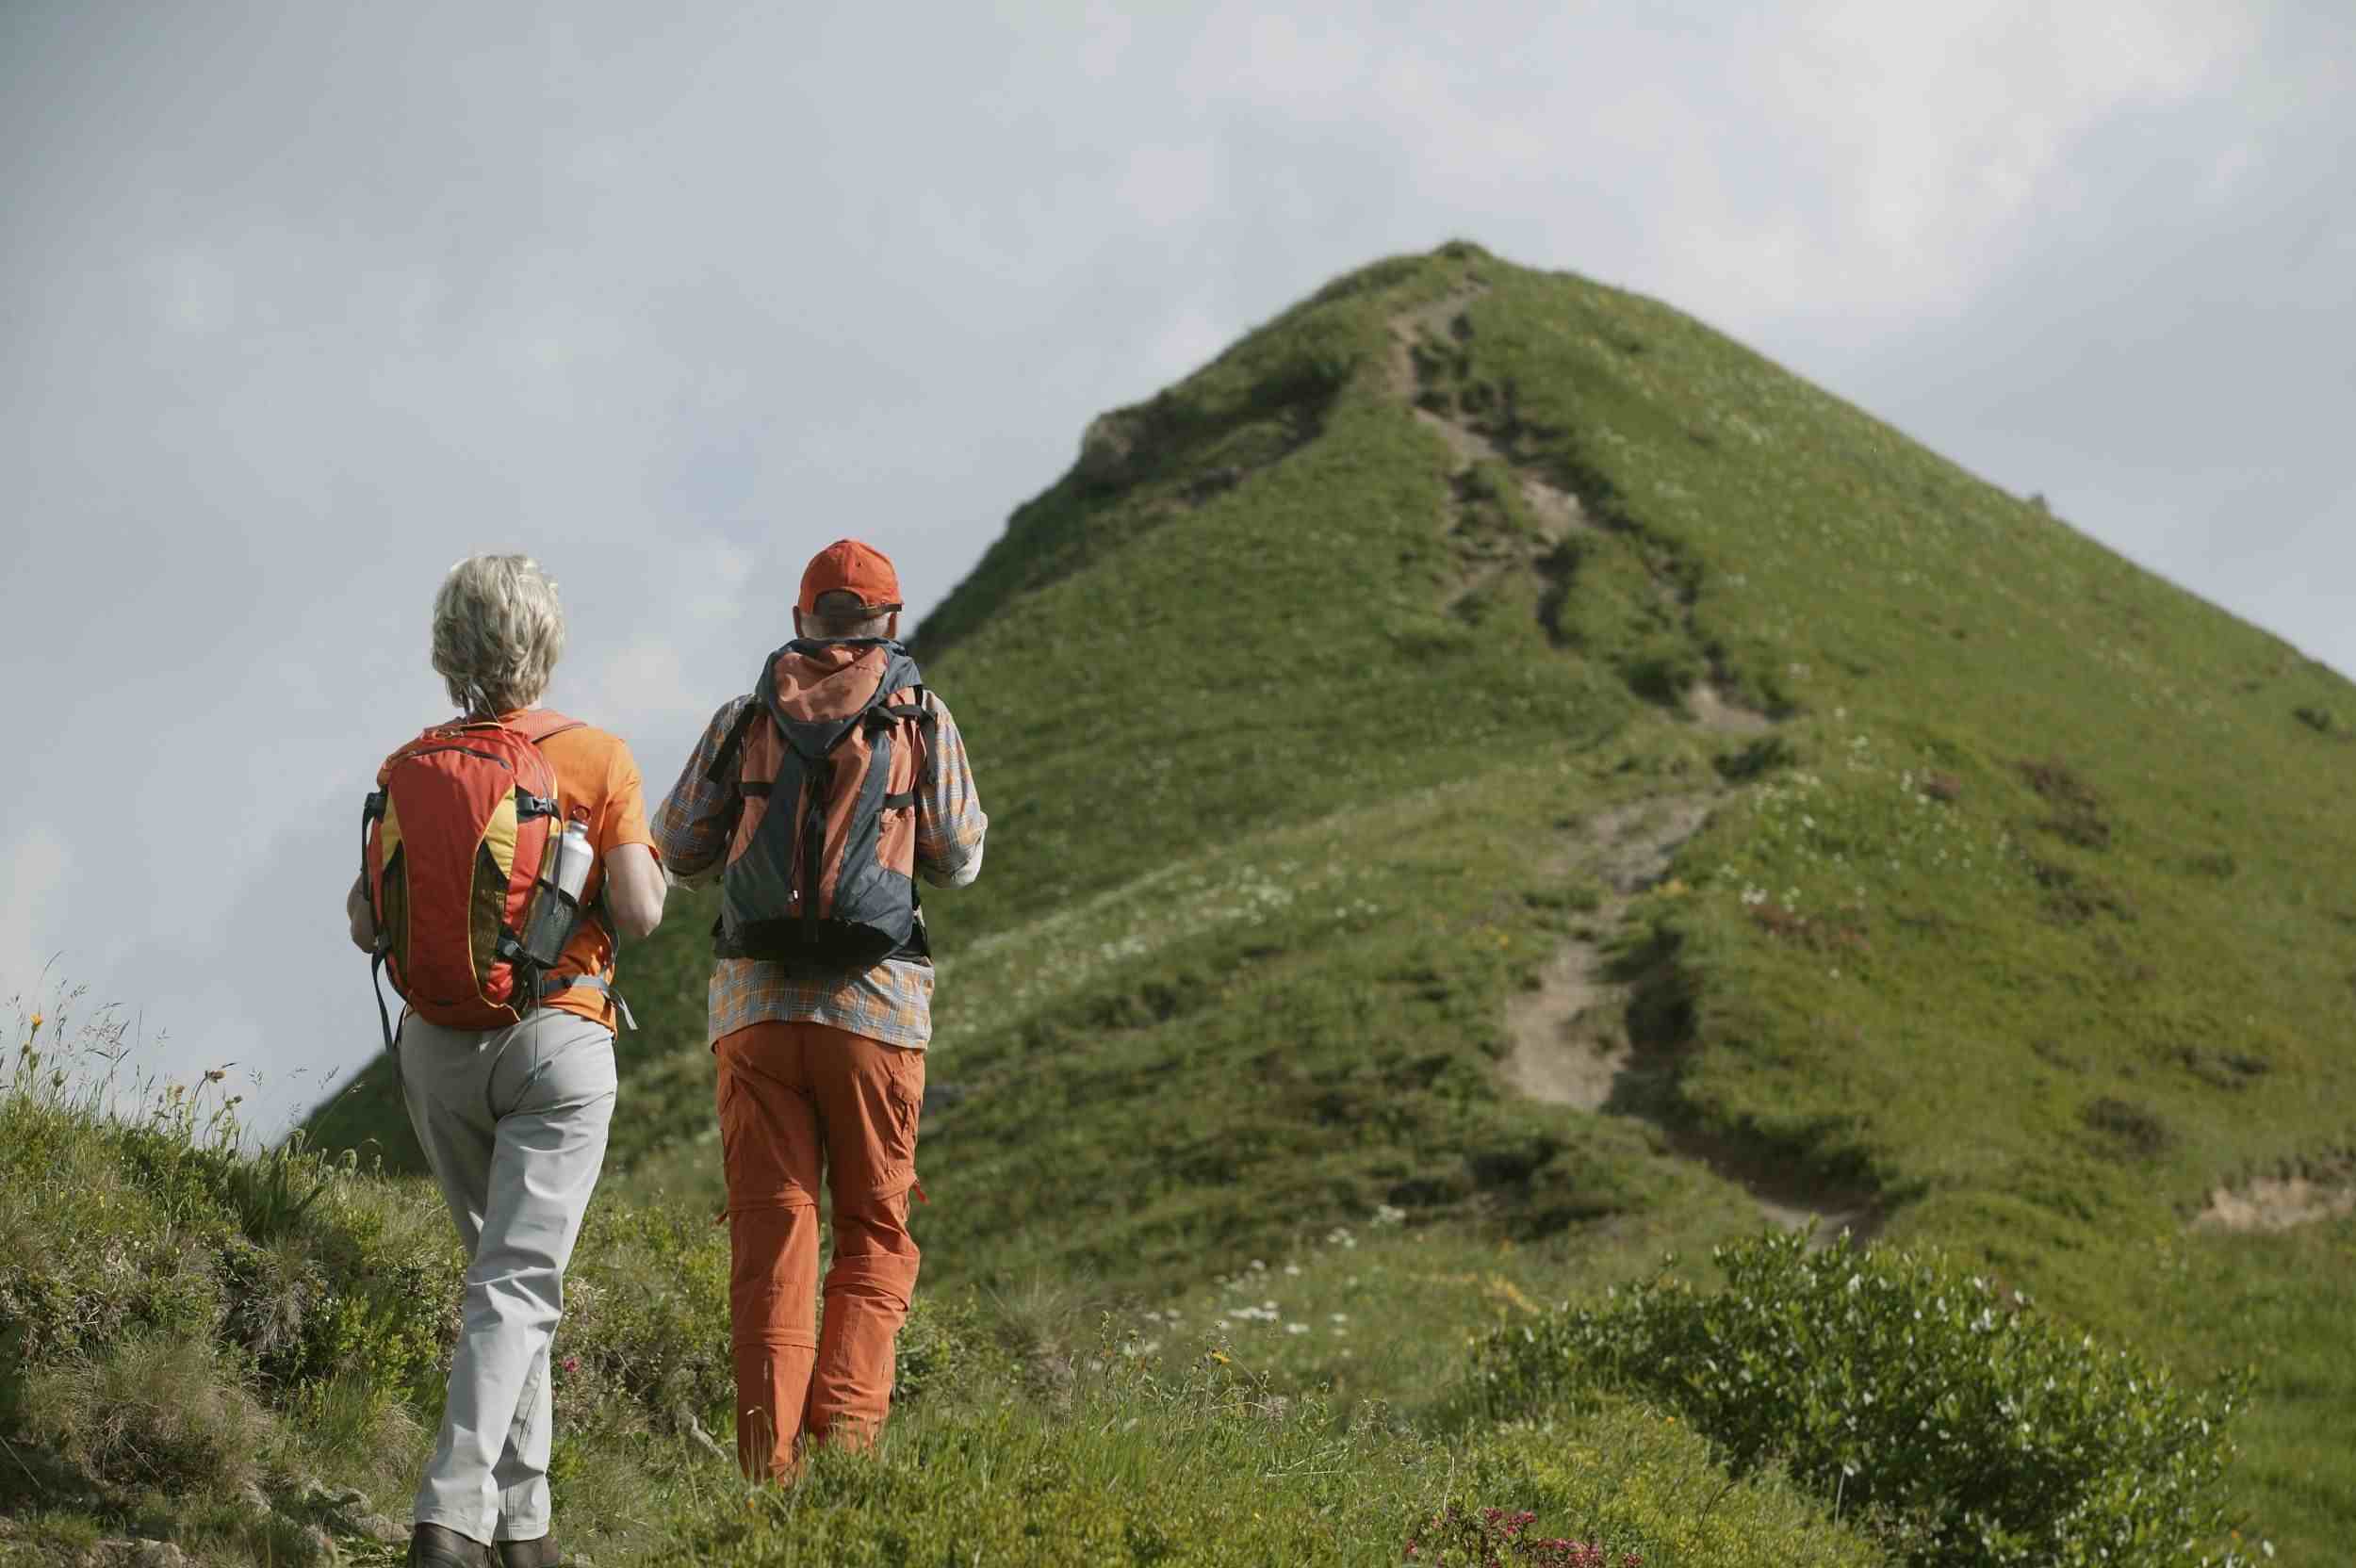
xmin=652 ymin=538 xmax=987 ymax=1480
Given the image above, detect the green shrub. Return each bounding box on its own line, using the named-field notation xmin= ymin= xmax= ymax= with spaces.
xmin=1470 ymin=1231 xmax=2245 ymax=1567
xmin=17 ymin=1333 xmax=276 ymax=1498
xmin=555 ymin=1200 xmax=736 ymax=1435
xmin=667 ymin=1359 xmax=1883 ymax=1568
xmin=890 ymin=1294 xmax=979 ymax=1408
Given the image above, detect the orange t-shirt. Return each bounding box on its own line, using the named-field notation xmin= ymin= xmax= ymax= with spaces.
xmin=508 ymin=712 xmax=658 ymax=1029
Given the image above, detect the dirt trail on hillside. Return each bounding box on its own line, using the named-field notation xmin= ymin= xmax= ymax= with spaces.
xmin=1387 ymin=288 xmax=1591 ymax=618
xmin=1385 ymin=287 xmax=1874 ymax=1247
xmin=1500 ymin=796 xmax=1710 ymax=1113
xmin=1497 ymin=792 xmax=1883 ymax=1250
xmin=2193 ymin=1175 xmax=2356 ymax=1233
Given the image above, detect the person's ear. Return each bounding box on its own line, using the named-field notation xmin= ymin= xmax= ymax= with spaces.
xmin=887 ymin=611 xmax=901 ymax=642
xmin=793 ymin=608 xmax=808 ymax=639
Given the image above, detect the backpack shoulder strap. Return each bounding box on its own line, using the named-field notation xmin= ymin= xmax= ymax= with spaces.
xmin=861 ymin=650 xmax=935 ymax=732
xmin=705 ymin=695 xmax=769 ymax=789
xmin=508 ymin=708 xmax=588 ymax=745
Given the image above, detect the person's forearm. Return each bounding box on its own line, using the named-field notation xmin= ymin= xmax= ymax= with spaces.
xmin=605 ymin=843 xmax=667 ymax=939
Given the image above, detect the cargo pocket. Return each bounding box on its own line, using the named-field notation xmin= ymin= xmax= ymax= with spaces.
xmin=881 ymin=1047 xmax=925 ymax=1186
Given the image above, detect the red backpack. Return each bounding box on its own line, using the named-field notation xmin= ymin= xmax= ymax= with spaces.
xmin=360 ymin=710 xmax=611 ymax=1049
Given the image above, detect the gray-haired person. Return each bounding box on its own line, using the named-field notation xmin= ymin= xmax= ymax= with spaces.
xmin=346 ymin=555 xmax=666 ymax=1568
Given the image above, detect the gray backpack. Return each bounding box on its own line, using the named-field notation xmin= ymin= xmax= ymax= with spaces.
xmin=707 ymin=638 xmax=934 ymax=970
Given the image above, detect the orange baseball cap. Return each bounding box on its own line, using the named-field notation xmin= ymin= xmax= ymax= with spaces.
xmin=797 ymin=538 xmax=903 ymax=614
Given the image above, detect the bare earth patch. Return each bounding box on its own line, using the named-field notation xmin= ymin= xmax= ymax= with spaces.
xmin=1687 ymin=681 xmax=1773 ymax=736
xmin=1501 ymin=796 xmax=1712 ymax=1116
xmin=2192 ymin=1176 xmax=2356 ymax=1233
xmin=1500 ymin=937 xmax=1623 ymax=1110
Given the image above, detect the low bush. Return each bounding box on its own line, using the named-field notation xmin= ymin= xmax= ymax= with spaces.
xmin=1470 ymin=1230 xmax=2246 ymax=1567
xmin=1405 ymin=1503 xmax=1643 ymax=1566
xmin=18 ymin=1333 xmax=274 ymax=1498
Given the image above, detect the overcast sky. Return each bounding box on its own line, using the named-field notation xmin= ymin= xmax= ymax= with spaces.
xmin=4 ymin=1 xmax=2349 ymax=1135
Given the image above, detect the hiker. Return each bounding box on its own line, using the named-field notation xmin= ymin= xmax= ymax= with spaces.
xmin=654 ymin=537 xmax=986 ymax=1481
xmin=346 ymin=554 xmax=666 ymax=1568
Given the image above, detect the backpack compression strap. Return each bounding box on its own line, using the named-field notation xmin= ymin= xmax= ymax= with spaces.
xmin=509 ymin=708 xmax=638 ymax=1026
xmin=359 ymin=788 xmax=401 ymax=1061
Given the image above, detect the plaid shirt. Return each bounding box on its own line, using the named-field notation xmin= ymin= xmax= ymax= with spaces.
xmin=653 ymin=684 xmax=987 ymax=1050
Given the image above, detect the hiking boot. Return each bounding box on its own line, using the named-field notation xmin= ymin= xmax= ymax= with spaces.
xmin=409 ymin=1524 xmax=496 ymax=1567
xmin=497 ymin=1538 xmax=566 ymax=1568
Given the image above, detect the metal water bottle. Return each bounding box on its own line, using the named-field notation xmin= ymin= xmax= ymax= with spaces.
xmin=553 ymin=815 xmax=595 ymax=904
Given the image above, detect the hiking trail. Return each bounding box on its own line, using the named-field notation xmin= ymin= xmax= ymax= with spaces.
xmin=1386 ymin=286 xmax=1878 ymax=1249
xmin=1387 ymin=287 xmax=1587 ymax=619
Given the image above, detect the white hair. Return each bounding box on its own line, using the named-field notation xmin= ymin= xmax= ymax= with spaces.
xmin=807 ymin=589 xmax=892 ymax=640
xmin=431 ymin=554 xmax=565 ymax=714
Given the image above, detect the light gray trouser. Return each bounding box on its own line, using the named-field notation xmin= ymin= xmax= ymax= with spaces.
xmin=399 ymin=1009 xmax=616 ymax=1544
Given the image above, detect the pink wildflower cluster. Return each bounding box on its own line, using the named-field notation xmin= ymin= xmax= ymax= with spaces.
xmin=1402 ymin=1504 xmax=1641 ymax=1568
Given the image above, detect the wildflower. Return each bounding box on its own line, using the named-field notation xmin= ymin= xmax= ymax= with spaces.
xmin=205 ymin=1068 xmax=228 ymax=1083
xmin=26 ymin=1012 xmax=41 ymax=1033
xmin=562 ymin=1355 xmax=580 ymax=1375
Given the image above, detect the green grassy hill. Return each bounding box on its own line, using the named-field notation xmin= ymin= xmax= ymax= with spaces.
xmin=74 ymin=238 xmax=2356 ymax=1560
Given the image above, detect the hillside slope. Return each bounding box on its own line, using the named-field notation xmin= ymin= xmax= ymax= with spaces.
xmin=308 ymin=241 xmax=2356 ymax=1553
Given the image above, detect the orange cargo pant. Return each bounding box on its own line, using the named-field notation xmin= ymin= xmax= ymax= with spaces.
xmin=714 ymin=1021 xmax=925 ymax=1481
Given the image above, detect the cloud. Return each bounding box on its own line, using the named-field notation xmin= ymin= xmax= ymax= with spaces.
xmin=1749 ymin=0 xmax=2263 ymax=312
